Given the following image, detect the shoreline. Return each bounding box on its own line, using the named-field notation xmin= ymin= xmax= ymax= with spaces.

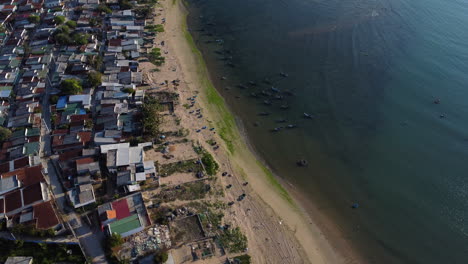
xmin=146 ymin=0 xmax=364 ymax=263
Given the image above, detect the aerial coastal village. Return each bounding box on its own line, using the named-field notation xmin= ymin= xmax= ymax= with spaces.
xmin=0 ymin=0 xmax=321 ymax=263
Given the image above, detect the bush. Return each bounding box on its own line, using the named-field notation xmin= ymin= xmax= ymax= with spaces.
xmin=145 ymin=24 xmax=164 ymax=33
xmin=28 ymin=15 xmax=40 ymax=24
xmin=141 ymin=97 xmax=162 ymax=138
xmin=153 ymin=250 xmax=168 ymax=264
xmin=60 ymin=79 xmax=82 ymax=95
xmin=65 ymin=20 xmax=77 ymax=28
xmin=50 ymin=95 xmax=59 ymax=104
xmin=54 ymin=15 xmax=66 ymax=25
xmin=87 ymin=71 xmax=102 ymax=87
xmin=121 ymin=87 xmax=134 ymax=94
xmin=55 ymin=33 xmax=72 ymax=45
xmin=107 ymin=233 xmax=123 ymax=248
xmin=55 ymin=25 xmax=70 ymax=35
xmin=73 ymin=33 xmax=89 ymax=45
xmin=234 ymin=254 xmax=252 ymax=264
xmin=201 ymin=152 xmax=219 ymax=176
xmin=148 ymin=48 xmax=165 ymax=66
xmin=0 ymin=127 xmax=11 ymax=142
xmin=96 ymin=4 xmax=112 ymax=14
xmin=218 ymin=227 xmax=247 ymax=253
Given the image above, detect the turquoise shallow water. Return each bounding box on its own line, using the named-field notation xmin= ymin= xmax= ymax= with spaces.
xmin=185 ymin=0 xmax=468 ymax=262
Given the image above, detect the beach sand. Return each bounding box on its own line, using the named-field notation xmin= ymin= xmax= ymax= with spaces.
xmin=140 ymin=0 xmax=362 ymax=263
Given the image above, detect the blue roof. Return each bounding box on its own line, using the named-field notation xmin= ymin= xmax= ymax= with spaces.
xmin=57 ymin=96 xmax=67 ymax=109
xmin=79 ymin=109 xmax=86 ymax=115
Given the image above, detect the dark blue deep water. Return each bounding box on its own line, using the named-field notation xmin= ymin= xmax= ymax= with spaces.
xmin=185 ymin=0 xmax=468 ymax=262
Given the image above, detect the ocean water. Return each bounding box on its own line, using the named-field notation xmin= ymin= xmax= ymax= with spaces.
xmin=185 ymin=0 xmax=468 ymax=262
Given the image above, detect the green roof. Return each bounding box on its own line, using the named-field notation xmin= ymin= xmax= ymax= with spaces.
xmin=26 ymin=128 xmax=40 ymax=137
xmin=108 ymin=214 xmax=141 ymax=236
xmin=23 ymin=142 xmax=40 ymax=155
xmin=11 ymin=129 xmax=25 ymax=138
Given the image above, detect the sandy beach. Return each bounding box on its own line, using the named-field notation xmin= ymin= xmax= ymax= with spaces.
xmin=140 ymin=0 xmax=363 ymax=263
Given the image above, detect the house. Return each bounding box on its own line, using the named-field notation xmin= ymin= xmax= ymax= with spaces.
xmin=97 ymin=192 xmax=150 ymax=238
xmin=100 ymin=142 xmax=150 ymax=173
xmin=67 ymin=183 xmax=96 ymax=208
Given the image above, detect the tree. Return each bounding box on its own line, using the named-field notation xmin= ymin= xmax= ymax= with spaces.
xmin=65 ymin=20 xmax=77 ymax=28
xmin=28 ymin=15 xmax=40 ymax=24
xmin=107 ymin=233 xmax=123 ymax=248
xmin=54 ymin=15 xmax=66 ymax=25
xmin=55 ymin=33 xmax=72 ymax=45
xmin=201 ymin=152 xmax=219 ymax=176
xmin=0 ymin=127 xmax=11 ymax=142
xmin=118 ymin=0 xmax=133 ymax=9
xmin=87 ymin=71 xmax=102 ymax=87
xmin=96 ymin=4 xmax=112 ymax=14
xmin=55 ymin=25 xmax=70 ymax=35
xmin=153 ymin=250 xmax=168 ymax=264
xmin=60 ymin=79 xmax=82 ymax=95
xmin=73 ymin=33 xmax=89 ymax=45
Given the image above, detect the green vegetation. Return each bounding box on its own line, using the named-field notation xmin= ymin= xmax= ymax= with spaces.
xmin=219 ymin=227 xmax=247 ymax=253
xmin=89 ymin=54 xmax=103 ymax=70
xmin=0 ymin=239 xmax=85 ymax=263
xmin=155 ymin=181 xmax=210 ymax=203
xmin=65 ymin=20 xmax=77 ymax=28
xmin=159 ymin=159 xmax=201 ymax=176
xmin=0 ymin=127 xmax=11 ymax=142
xmin=89 ymin=17 xmax=102 ymax=27
xmin=234 ymin=254 xmax=252 ymax=264
xmin=182 ymin=15 xmax=235 ymax=153
xmin=87 ymin=71 xmax=102 ymax=87
xmin=96 ymin=4 xmax=112 ymax=14
xmin=50 ymin=95 xmax=59 ymax=105
xmin=201 ymin=151 xmax=219 ymax=176
xmin=28 ymin=15 xmax=40 ymax=24
xmin=145 ymin=24 xmax=165 ymax=33
xmin=73 ymin=33 xmax=89 ymax=45
xmin=122 ymin=87 xmax=134 ymax=94
xmin=118 ymin=0 xmax=133 ymax=9
xmin=55 ymin=25 xmax=70 ymax=35
xmin=153 ymin=250 xmax=168 ymax=264
xmin=60 ymin=79 xmax=82 ymax=95
xmin=54 ymin=15 xmax=66 ymax=25
xmin=148 ymin=48 xmax=165 ymax=66
xmin=54 ymin=33 xmax=72 ymax=45
xmin=10 ymin=225 xmax=46 ymax=237
xmin=107 ymin=233 xmax=124 ymax=248
xmin=141 ymin=97 xmax=162 ymax=139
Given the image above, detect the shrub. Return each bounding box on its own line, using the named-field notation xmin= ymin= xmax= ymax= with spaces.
xmin=73 ymin=33 xmax=89 ymax=45
xmin=96 ymin=4 xmax=112 ymax=14
xmin=0 ymin=127 xmax=11 ymax=142
xmin=153 ymin=250 xmax=168 ymax=264
xmin=87 ymin=71 xmax=102 ymax=87
xmin=65 ymin=20 xmax=77 ymax=28
xmin=54 ymin=15 xmax=66 ymax=24
xmin=201 ymin=152 xmax=219 ymax=176
xmin=28 ymin=15 xmax=40 ymax=24
xmin=60 ymin=79 xmax=82 ymax=95
xmin=55 ymin=33 xmax=72 ymax=45
xmin=219 ymin=227 xmax=247 ymax=253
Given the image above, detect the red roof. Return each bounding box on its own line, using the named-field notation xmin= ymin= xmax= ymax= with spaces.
xmin=0 ymin=198 xmax=4 ymax=214
xmin=5 ymin=190 xmax=22 ymax=212
xmin=78 ymin=131 xmax=92 ymax=144
xmin=75 ymin=157 xmax=94 ymax=165
xmin=70 ymin=114 xmax=90 ymax=123
xmin=112 ymin=199 xmax=131 ymax=220
xmin=1 ymin=165 xmax=44 ymax=186
xmin=34 ymin=201 xmax=59 ymax=229
xmin=109 ymin=39 xmax=122 ymax=47
xmin=58 ymin=149 xmax=82 ymax=161
xmin=14 ymin=156 xmax=30 ymax=169
xmin=22 ymin=182 xmax=43 ymax=206
xmin=0 ymin=162 xmax=9 ymax=174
